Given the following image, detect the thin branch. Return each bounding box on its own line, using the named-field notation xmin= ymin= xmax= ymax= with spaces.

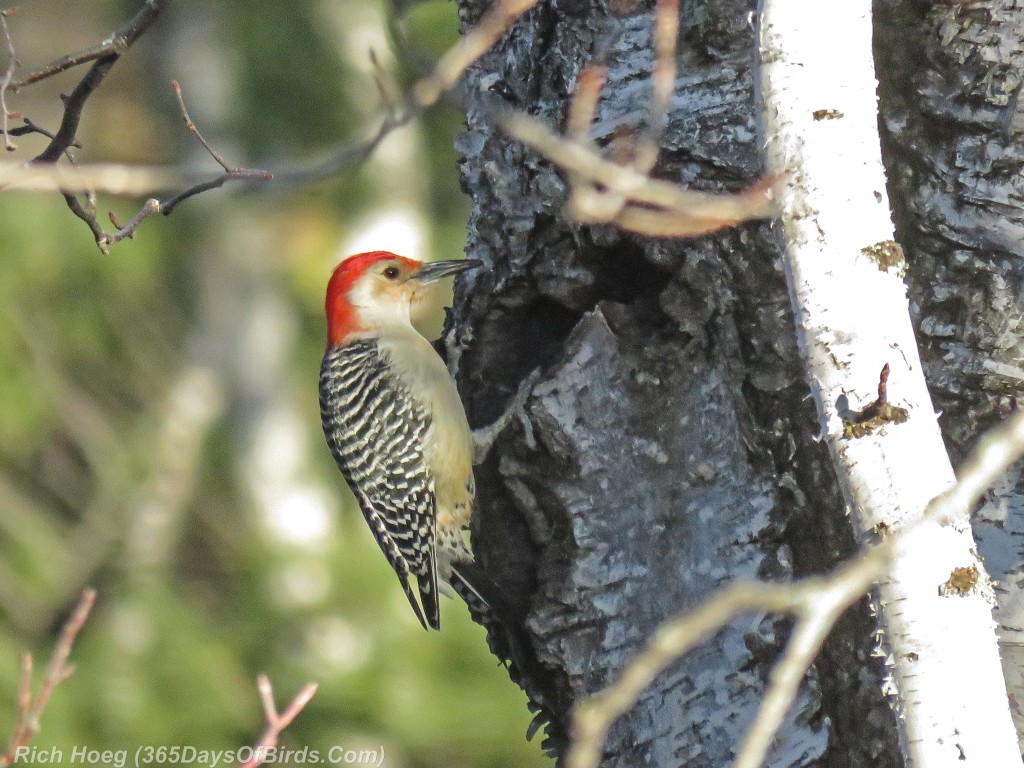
xmin=558 ymin=2 xmax=690 ymax=227
xmin=160 ymin=168 xmax=271 ymax=213
xmin=0 ymin=161 xmax=176 ymax=193
xmin=270 ymin=109 xmax=411 ymax=187
xmin=563 ymin=63 xmax=614 ymax=218
xmin=8 ymin=117 xmax=80 ymax=147
xmin=11 ymin=43 xmax=124 ymax=91
xmin=15 ymin=0 xmax=169 ymax=250
xmin=0 ymin=588 xmax=96 ymax=767
xmin=93 ymin=167 xmax=272 ymax=252
xmin=38 ymin=78 xmax=273 ymax=253
xmin=5 ymin=0 xmax=720 ymax=249
xmin=62 ymin=189 xmax=106 ymax=244
xmin=502 ymin=109 xmax=778 ymax=236
xmin=935 ymin=406 xmax=1024 ymax=526
xmin=508 ymin=1 xmax=776 ymax=238
xmin=281 ymin=0 xmax=520 ymax=183
xmin=237 ymin=676 xmax=318 ymax=768
xmin=30 ymin=588 xmax=94 ymax=725
xmin=568 ymin=582 xmax=802 ymax=768
xmin=0 ymin=7 xmax=17 ymax=151
xmin=12 ymin=0 xmax=169 ymax=92
xmin=28 ymin=2 xmax=164 ymax=161
xmin=87 ymin=169 xmax=271 ymax=254
xmin=104 ymin=197 xmax=161 ymax=245
xmin=633 ymin=0 xmax=679 ymax=174
xmin=33 ymin=56 xmax=115 ymax=164
xmin=732 ymin=574 xmax=869 ymax=768
xmin=566 ymin=408 xmax=1024 ymax=768
xmin=413 ymin=0 xmax=541 ymax=108
xmin=566 ymin=63 xmax=606 ymax=142
xmin=171 ymin=80 xmax=230 ymax=171
xmin=4 ymin=0 xmax=526 ymax=248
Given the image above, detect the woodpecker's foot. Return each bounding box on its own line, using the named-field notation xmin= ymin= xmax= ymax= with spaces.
xmin=472 ymin=367 xmax=541 ymax=465
xmin=443 ymin=324 xmax=473 ymax=380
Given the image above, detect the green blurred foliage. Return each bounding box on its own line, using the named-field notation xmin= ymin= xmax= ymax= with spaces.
xmin=0 ymin=2 xmax=549 ymax=767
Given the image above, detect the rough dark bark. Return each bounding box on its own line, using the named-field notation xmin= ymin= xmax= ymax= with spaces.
xmin=450 ymin=1 xmax=903 ymax=766
xmin=875 ymin=0 xmax=1024 ymax=743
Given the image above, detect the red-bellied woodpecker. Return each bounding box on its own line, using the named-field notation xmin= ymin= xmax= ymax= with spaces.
xmin=320 ymin=250 xmax=482 ymax=630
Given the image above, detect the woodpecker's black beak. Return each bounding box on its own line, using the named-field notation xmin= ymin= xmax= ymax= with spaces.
xmin=414 ymin=259 xmax=483 ymax=284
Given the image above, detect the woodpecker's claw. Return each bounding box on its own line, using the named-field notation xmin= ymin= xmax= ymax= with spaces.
xmin=472 ymin=367 xmax=542 ymax=464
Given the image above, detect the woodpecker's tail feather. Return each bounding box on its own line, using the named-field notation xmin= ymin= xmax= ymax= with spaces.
xmin=389 ymin=553 xmax=438 ymax=630
xmin=393 ymin=571 xmax=429 ymax=630
xmin=449 ymin=563 xmax=562 ymax=754
xmin=449 ymin=563 xmax=531 ymax=668
xmin=448 ymin=563 xmax=492 ymax=618
xmin=417 ymin=559 xmax=441 ymax=631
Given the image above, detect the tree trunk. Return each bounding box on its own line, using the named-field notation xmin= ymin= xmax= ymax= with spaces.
xmin=759 ymin=0 xmax=1020 ymax=763
xmin=875 ymin=0 xmax=1024 ymax=746
xmin=451 ymin=2 xmax=907 ymax=766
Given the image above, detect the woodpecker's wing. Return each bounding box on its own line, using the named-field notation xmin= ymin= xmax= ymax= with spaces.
xmin=320 ymin=340 xmax=441 ymax=630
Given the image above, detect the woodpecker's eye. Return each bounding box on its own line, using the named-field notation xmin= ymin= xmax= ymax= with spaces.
xmin=382 ymin=266 xmax=401 ymax=281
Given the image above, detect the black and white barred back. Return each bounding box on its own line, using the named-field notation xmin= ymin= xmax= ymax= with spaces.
xmin=319 ymin=339 xmax=440 ymax=630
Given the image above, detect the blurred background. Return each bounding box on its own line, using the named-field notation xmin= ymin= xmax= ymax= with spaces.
xmin=0 ymin=1 xmax=548 ymax=765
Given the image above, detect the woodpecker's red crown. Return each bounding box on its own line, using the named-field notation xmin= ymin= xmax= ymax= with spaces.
xmin=325 ymin=251 xmax=480 ymax=348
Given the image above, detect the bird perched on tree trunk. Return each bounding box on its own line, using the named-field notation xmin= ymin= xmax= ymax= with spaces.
xmin=319 ymin=250 xmax=482 ymax=629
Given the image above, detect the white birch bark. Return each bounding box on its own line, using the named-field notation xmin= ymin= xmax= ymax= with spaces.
xmin=757 ymin=1 xmax=1022 ymax=765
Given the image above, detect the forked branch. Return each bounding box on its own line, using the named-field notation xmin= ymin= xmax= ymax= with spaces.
xmin=0 ymin=588 xmax=96 ymax=767
xmin=237 ymin=676 xmax=318 ymax=768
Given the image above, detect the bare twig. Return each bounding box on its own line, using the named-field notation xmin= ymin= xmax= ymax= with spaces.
xmin=35 ymin=78 xmax=273 ymax=253
xmin=566 ymin=408 xmax=1024 ymax=768
xmin=500 ymin=1 xmax=777 ymax=238
xmin=31 ymin=53 xmax=117 ymax=164
xmin=0 ymin=7 xmax=17 ymax=151
xmin=238 ymin=676 xmax=318 ymax=768
xmin=562 ymin=62 xmax=635 ymax=223
xmin=1 ymin=588 xmax=96 ymax=767
xmin=413 ymin=0 xmax=540 ymax=107
xmin=33 ymin=0 xmax=169 ymax=164
xmin=11 ymin=43 xmax=123 ymax=91
xmin=0 ymin=160 xmax=174 ymax=192
xmin=30 ymin=588 xmax=94 ymax=723
xmin=89 ymin=169 xmax=272 ymax=254
xmin=8 ymin=117 xmax=80 ymax=147
xmin=0 ymin=109 xmax=403 ymax=195
xmin=4 ymin=0 xmax=529 ymax=248
xmin=171 ymin=80 xmax=230 ymax=172
xmin=633 ymin=0 xmax=679 ymax=174
xmin=368 ymin=47 xmax=401 ymax=115
xmin=14 ymin=1 xmax=170 ymax=250
xmin=507 ymin=1 xmax=777 ymax=237
xmin=554 ymin=2 xmax=690 ymax=227
xmin=566 ymin=64 xmax=606 ymax=142
xmin=565 ymin=561 xmax=882 ymax=768
xmin=6 ymin=0 xmax=725 ymax=248
xmin=164 ymin=169 xmax=271 ymax=212
xmin=105 ymin=198 xmax=161 ymax=245
xmin=13 ymin=0 xmax=168 ymax=93
xmin=272 ymin=0 xmax=523 ymax=186
xmin=502 ymin=110 xmax=777 ymax=236
xmin=62 ymin=189 xmax=106 ymax=244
